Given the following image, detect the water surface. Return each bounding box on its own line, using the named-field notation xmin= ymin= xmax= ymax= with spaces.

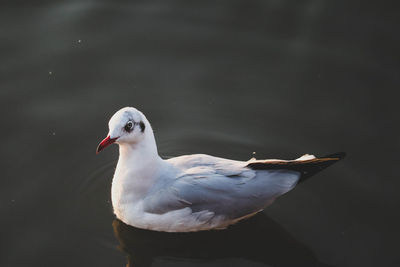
xmin=1 ymin=1 xmax=398 ymax=266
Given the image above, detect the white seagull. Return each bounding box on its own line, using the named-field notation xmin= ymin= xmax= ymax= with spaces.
xmin=96 ymin=107 xmax=345 ymax=232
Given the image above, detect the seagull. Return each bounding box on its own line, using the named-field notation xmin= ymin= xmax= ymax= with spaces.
xmin=96 ymin=107 xmax=345 ymax=232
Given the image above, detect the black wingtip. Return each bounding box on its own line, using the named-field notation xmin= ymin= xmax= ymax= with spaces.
xmin=297 ymin=152 xmax=346 ymax=183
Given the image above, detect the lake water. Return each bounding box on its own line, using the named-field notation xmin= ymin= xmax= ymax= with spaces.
xmin=1 ymin=1 xmax=398 ymax=266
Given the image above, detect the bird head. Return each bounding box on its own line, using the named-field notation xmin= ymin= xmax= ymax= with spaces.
xmin=96 ymin=107 xmax=148 ymax=154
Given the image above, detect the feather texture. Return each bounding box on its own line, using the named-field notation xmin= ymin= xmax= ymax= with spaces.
xmin=101 ymin=107 xmax=345 ymax=232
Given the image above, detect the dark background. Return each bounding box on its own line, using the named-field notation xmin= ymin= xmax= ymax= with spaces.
xmin=1 ymin=1 xmax=399 ymax=266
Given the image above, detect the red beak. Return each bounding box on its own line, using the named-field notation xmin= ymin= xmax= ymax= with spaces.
xmin=96 ymin=136 xmax=118 ymax=154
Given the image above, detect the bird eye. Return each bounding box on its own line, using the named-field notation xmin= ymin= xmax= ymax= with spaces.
xmin=124 ymin=121 xmax=133 ymax=132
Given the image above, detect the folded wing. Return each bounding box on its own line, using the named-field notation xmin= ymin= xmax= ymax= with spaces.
xmin=143 ymin=154 xmax=302 ymax=221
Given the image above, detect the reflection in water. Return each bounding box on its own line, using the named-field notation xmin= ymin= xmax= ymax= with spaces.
xmin=113 ymin=213 xmax=332 ymax=267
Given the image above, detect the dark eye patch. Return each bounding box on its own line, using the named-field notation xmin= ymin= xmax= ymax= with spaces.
xmin=139 ymin=121 xmax=145 ymax=132
xmin=124 ymin=120 xmax=145 ymax=133
xmin=124 ymin=121 xmax=133 ymax=132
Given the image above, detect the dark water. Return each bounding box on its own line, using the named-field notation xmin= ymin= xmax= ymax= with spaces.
xmin=1 ymin=1 xmax=399 ymax=266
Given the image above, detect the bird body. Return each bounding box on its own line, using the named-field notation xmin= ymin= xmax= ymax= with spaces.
xmin=97 ymin=107 xmax=344 ymax=232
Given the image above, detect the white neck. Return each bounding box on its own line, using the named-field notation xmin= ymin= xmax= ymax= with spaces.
xmin=119 ymin=129 xmax=159 ymax=164
xmin=111 ymin=127 xmax=163 ymax=214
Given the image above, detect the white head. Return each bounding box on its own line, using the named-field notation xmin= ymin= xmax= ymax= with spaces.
xmin=96 ymin=107 xmax=154 ymax=154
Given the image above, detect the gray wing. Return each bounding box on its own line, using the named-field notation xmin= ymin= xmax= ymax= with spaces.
xmin=142 ymin=154 xmax=300 ymax=220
